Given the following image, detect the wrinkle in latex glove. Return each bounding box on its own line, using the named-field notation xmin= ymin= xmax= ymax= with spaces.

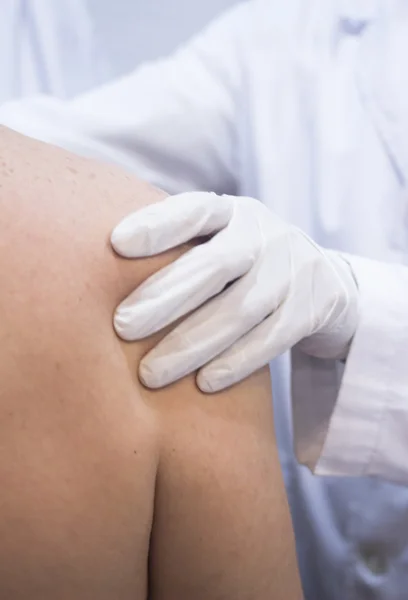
xmin=111 ymin=192 xmax=359 ymax=392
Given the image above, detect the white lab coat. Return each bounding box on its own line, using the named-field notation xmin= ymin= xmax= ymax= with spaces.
xmin=0 ymin=0 xmax=111 ymax=103
xmin=0 ymin=0 xmax=241 ymax=103
xmin=1 ymin=0 xmax=408 ymax=598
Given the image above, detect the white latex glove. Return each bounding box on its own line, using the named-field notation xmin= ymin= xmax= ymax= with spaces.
xmin=111 ymin=192 xmax=359 ymax=392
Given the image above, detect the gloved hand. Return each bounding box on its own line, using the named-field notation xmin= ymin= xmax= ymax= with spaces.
xmin=111 ymin=192 xmax=359 ymax=392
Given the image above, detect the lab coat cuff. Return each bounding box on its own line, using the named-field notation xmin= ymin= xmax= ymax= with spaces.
xmin=293 ymin=255 xmax=408 ymax=486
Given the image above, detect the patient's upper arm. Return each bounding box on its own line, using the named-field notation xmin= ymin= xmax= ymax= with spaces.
xmin=0 ymin=127 xmax=301 ymax=599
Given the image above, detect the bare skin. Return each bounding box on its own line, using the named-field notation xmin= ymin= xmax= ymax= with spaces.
xmin=0 ymin=127 xmax=302 ymax=599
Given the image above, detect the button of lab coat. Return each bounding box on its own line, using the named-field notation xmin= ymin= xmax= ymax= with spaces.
xmin=339 ymin=0 xmax=377 ymax=23
xmin=338 ymin=0 xmax=377 ymax=35
xmin=359 ymin=544 xmax=388 ymax=575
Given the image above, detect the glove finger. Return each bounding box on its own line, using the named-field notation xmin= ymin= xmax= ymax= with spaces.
xmin=111 ymin=191 xmax=233 ymax=257
xmin=197 ymin=293 xmax=311 ymax=392
xmin=114 ymin=214 xmax=261 ymax=340
xmin=137 ymin=257 xmax=286 ymax=388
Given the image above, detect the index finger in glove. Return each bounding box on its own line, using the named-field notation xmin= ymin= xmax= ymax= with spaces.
xmin=111 ymin=191 xmax=234 ymax=257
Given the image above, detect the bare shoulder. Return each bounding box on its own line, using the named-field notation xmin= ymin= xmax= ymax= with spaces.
xmin=0 ymin=127 xmax=301 ymax=599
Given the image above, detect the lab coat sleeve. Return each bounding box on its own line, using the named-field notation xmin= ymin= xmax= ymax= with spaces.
xmin=292 ymin=254 xmax=408 ymax=486
xmin=0 ymin=2 xmax=251 ymax=195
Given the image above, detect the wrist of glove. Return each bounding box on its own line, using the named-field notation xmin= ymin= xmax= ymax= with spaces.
xmin=295 ymin=249 xmax=359 ymax=361
xmin=111 ymin=192 xmax=360 ymax=392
